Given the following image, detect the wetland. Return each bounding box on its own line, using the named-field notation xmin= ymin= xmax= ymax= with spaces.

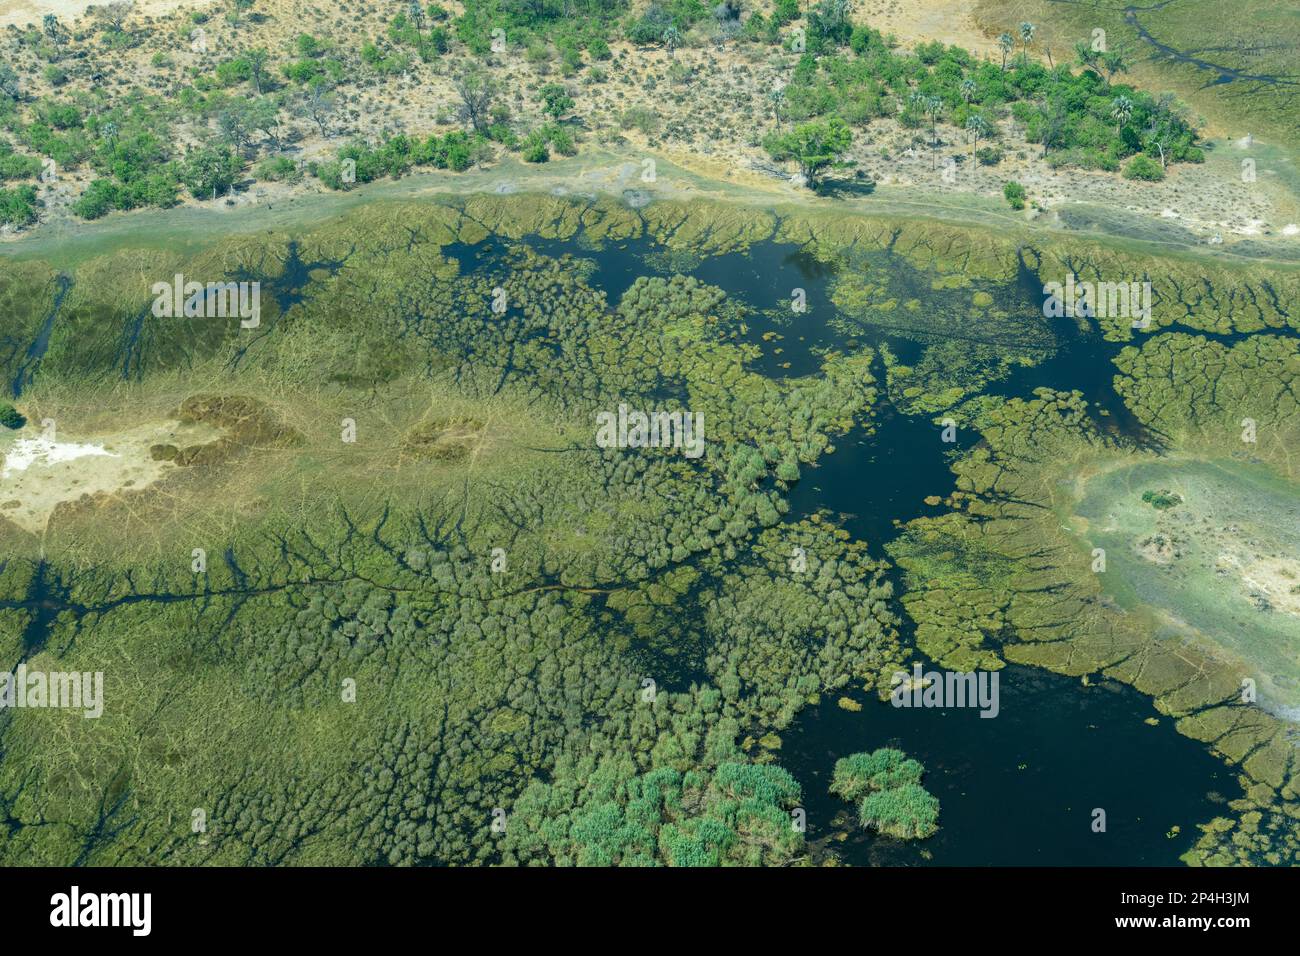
xmin=0 ymin=189 xmax=1297 ymax=866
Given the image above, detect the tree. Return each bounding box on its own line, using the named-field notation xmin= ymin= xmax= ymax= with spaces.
xmin=763 ymin=116 xmax=852 ymax=189
xmin=522 ymin=130 xmax=549 ymax=163
xmin=1142 ymin=93 xmax=1182 ymax=169
xmin=42 ymin=14 xmax=65 ymax=59
xmin=248 ymin=95 xmax=283 ymax=150
xmin=1074 ymin=40 xmax=1100 ymax=76
xmin=0 ymin=63 xmax=19 ymax=100
xmin=960 ymin=78 xmax=976 ymax=104
xmin=766 ymin=84 xmax=785 ymax=125
xmin=628 ymin=4 xmax=672 ymax=45
xmin=663 ymin=25 xmax=681 ymax=58
xmin=965 ymin=113 xmax=990 ymax=161
xmin=923 ymin=94 xmax=943 ymax=166
xmin=1003 ymin=180 xmax=1026 ymax=209
xmin=246 ymin=48 xmax=271 ymax=95
xmin=1036 ymin=95 xmax=1069 ymax=158
xmin=93 ymin=2 xmax=134 ymax=33
xmin=1111 ymin=94 xmax=1133 ymax=132
xmin=810 ymin=0 xmax=850 ymax=46
xmin=408 ymin=0 xmax=425 ymax=33
xmin=453 ymin=68 xmax=498 ymax=134
xmin=1101 ymin=48 xmax=1129 ymax=83
xmin=182 ymin=144 xmax=242 ymax=199
xmin=216 ymin=99 xmax=255 ymax=152
xmin=1123 ymin=153 xmax=1164 ymax=181
xmin=0 ymin=184 xmax=39 ymax=226
xmin=1018 ymin=21 xmax=1035 ymax=64
xmin=298 ymin=78 xmax=337 ymax=136
xmin=997 ymin=32 xmax=1013 ymax=71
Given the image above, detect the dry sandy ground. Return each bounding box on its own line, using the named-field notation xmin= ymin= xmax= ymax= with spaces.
xmin=0 ymin=0 xmax=214 ymax=28
xmin=858 ymin=0 xmax=1000 ymax=56
xmin=0 ymin=418 xmax=218 ymax=533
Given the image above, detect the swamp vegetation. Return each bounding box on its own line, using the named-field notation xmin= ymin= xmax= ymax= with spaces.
xmin=0 ymin=193 xmax=1296 ymax=865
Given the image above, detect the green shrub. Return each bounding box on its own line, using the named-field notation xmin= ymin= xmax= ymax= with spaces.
xmin=1003 ymin=180 xmax=1026 ymax=210
xmin=0 ymin=402 xmax=25 ymax=429
xmin=522 ymin=130 xmax=549 ymax=163
xmin=72 ymin=179 xmax=121 ymax=219
xmin=1122 ymin=154 xmax=1164 ymax=181
xmin=0 ymin=184 xmax=39 ymax=225
xmin=830 ymin=748 xmax=940 ymax=841
xmin=544 ymin=123 xmax=576 ymax=156
xmin=859 ymin=782 xmax=940 ymax=839
xmin=0 ymin=142 xmax=42 ymax=181
xmin=621 ymin=106 xmax=659 ymax=136
xmin=830 ymin=748 xmax=923 ymax=802
xmin=255 ymin=155 xmax=301 ymax=182
xmin=772 ymin=0 xmax=799 ymax=25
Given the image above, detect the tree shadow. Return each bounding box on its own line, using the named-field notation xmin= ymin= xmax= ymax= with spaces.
xmin=817 ymin=176 xmax=877 ymax=199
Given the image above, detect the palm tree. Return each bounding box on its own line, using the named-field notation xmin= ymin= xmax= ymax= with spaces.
xmin=925 ymin=95 xmax=943 ymax=166
xmin=663 ymin=25 xmax=681 ymax=58
xmin=1074 ymin=40 xmax=1099 ymax=75
xmin=408 ymin=0 xmax=424 ymax=33
xmin=1019 ymin=22 xmax=1035 ymax=64
xmin=1101 ymin=49 xmax=1129 ymax=84
xmin=965 ymin=114 xmax=990 ymax=161
xmin=960 ymin=78 xmax=976 ymax=104
xmin=998 ymin=33 xmax=1014 ymax=71
xmin=1111 ymin=94 xmax=1133 ymax=132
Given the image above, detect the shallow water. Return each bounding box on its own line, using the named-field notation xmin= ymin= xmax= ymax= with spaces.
xmin=783 ymin=665 xmax=1242 ymax=866
xmin=441 ymin=232 xmax=1251 ymax=865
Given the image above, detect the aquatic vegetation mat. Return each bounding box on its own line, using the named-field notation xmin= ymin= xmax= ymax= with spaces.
xmin=0 ymin=193 xmax=1297 ymax=865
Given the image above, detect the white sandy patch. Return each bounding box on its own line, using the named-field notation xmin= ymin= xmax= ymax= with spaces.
xmin=1 ymin=434 xmax=117 ymax=478
xmin=0 ymin=419 xmax=220 ymax=533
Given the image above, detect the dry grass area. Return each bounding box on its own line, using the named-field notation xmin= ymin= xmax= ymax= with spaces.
xmin=0 ymin=0 xmax=208 ymax=29
xmin=2 ymin=0 xmax=1297 ymax=245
